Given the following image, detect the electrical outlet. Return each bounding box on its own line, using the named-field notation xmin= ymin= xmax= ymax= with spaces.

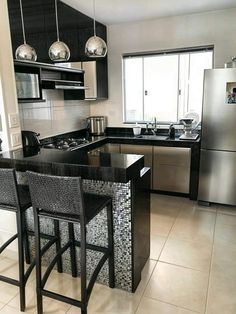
xmin=8 ymin=113 xmax=19 ymax=128
xmin=11 ymin=133 xmax=21 ymax=147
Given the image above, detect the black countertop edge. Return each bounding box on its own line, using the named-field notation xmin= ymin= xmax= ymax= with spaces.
xmin=106 ymin=126 xmax=201 ymax=137
xmin=77 ymin=134 xmax=200 ymax=152
xmin=0 ymin=132 xmax=200 ymax=184
xmin=0 ymin=147 xmax=144 ymax=184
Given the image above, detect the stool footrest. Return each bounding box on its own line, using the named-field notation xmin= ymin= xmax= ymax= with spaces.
xmin=0 ymin=234 xmax=17 ymax=254
xmin=74 ymin=240 xmax=110 ymax=254
xmin=0 ymin=274 xmax=20 ymax=287
xmin=42 ymin=289 xmax=83 ymax=308
xmin=87 ymin=251 xmax=110 ymax=301
xmin=24 ymin=236 xmax=58 ymax=283
xmin=41 ymin=241 xmax=71 ymax=288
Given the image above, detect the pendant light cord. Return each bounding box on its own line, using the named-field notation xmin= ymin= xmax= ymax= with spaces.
xmin=93 ymin=0 xmax=96 ymax=37
xmin=55 ymin=0 xmax=60 ymax=41
xmin=19 ymin=0 xmax=26 ymax=44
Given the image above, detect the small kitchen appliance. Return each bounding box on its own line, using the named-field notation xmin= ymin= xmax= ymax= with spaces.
xmin=179 ymin=119 xmax=199 ymax=140
xmin=21 ymin=130 xmax=40 ymax=147
xmin=87 ymin=116 xmax=107 ymax=135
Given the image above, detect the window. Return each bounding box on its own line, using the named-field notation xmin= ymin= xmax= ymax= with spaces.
xmin=123 ymin=48 xmax=213 ymax=123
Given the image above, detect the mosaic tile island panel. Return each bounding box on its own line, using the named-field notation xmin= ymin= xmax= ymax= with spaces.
xmin=25 ymin=179 xmax=133 ymax=292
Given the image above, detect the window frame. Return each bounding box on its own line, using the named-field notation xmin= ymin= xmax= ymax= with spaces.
xmin=122 ymin=45 xmax=214 ymax=125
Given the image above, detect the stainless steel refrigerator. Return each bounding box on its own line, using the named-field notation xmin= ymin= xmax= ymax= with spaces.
xmin=198 ymin=68 xmax=236 ymax=206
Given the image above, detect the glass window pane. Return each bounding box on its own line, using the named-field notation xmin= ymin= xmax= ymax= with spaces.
xmin=143 ymin=55 xmax=179 ymax=122
xmin=178 ymin=54 xmax=190 ymax=120
xmin=188 ymin=51 xmax=213 ymax=117
xmin=123 ymin=58 xmax=143 ymax=121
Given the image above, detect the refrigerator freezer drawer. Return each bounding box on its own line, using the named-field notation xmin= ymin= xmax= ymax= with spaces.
xmin=198 ymin=149 xmax=236 ymax=205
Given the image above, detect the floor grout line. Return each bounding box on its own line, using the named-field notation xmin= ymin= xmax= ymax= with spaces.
xmin=143 ymin=295 xmax=201 ymax=314
xmin=157 ymin=260 xmax=210 ymax=273
xmin=134 ymin=259 xmax=158 ymax=313
xmin=134 ymin=197 xmax=183 ymax=313
xmin=203 ymin=206 xmax=218 ymax=314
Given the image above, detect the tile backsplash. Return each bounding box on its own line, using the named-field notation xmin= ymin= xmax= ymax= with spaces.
xmin=18 ymin=90 xmax=90 ymax=139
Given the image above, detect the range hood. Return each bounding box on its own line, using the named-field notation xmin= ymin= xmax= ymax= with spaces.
xmin=41 ymin=79 xmax=88 ymax=90
xmin=14 ymin=60 xmax=87 ymax=91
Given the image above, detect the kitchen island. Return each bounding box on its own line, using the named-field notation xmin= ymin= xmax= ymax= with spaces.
xmin=0 ymin=147 xmax=150 ymax=292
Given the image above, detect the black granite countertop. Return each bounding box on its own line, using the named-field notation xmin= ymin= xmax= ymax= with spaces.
xmin=0 ymin=130 xmax=200 ymax=184
xmin=74 ymin=133 xmax=200 ymax=152
xmin=0 ymin=147 xmax=144 ymax=183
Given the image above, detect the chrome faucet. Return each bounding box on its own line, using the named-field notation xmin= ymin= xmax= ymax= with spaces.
xmin=144 ymin=118 xmax=156 ymax=135
xmin=152 ymin=117 xmax=158 ymax=133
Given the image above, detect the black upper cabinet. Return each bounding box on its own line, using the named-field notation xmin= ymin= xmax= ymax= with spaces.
xmin=7 ymin=0 xmax=107 ymax=62
xmin=7 ymin=0 xmax=108 ymax=99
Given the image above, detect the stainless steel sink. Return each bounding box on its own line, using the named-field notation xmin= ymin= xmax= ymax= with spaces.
xmin=137 ymin=135 xmax=169 ymax=140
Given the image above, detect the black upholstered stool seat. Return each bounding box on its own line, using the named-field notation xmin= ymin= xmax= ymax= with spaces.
xmin=0 ymin=169 xmax=33 ymax=312
xmin=39 ymin=193 xmax=112 ymax=224
xmin=18 ymin=185 xmax=32 ymax=210
xmin=27 ymin=171 xmax=115 ymax=314
xmin=1 ymin=185 xmax=31 ymax=212
xmin=0 ymin=168 xmax=63 ymax=312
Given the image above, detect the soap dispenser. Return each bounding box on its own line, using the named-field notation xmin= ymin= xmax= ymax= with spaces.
xmin=169 ymin=124 xmax=175 ymax=139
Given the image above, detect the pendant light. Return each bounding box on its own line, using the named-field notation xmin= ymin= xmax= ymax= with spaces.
xmin=49 ymin=0 xmax=70 ymax=62
xmin=85 ymin=0 xmax=107 ymax=58
xmin=15 ymin=0 xmax=37 ymax=61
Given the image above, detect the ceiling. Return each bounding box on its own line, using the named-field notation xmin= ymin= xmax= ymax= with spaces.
xmin=62 ymin=0 xmax=236 ymax=25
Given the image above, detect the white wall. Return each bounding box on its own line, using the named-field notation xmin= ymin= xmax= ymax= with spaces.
xmin=0 ymin=0 xmax=21 ymax=151
xmin=90 ymin=8 xmax=236 ymax=126
xmin=19 ymin=91 xmax=90 ymax=139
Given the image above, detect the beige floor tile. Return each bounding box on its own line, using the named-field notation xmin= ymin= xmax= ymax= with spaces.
xmin=170 ymin=210 xmax=215 ymax=244
xmin=1 ymin=249 xmax=18 ymax=261
xmin=216 ymin=213 xmax=236 ymax=226
xmin=151 ymin=213 xmax=175 ymax=237
xmin=150 ymin=235 xmax=166 ymax=260
xmin=151 ymin=195 xmax=184 ymax=215
xmin=136 ymin=297 xmax=197 ymax=314
xmin=40 ymin=297 xmax=71 ymax=314
xmin=178 ymin=207 xmax=216 ymax=224
xmin=135 ymin=259 xmax=157 ymax=296
xmin=45 ymin=270 xmax=82 ymax=300
xmin=160 ymin=237 xmax=212 ymax=271
xmin=0 ymin=257 xmax=19 ymax=280
xmin=206 ymin=270 xmax=236 ymax=314
xmin=0 ymin=304 xmax=5 ymax=311
xmin=68 ymin=284 xmax=140 ymax=314
xmin=8 ymin=280 xmax=36 ymax=313
xmin=151 ymin=194 xmax=184 ymax=205
xmin=144 ymin=262 xmax=208 ymax=313
xmin=217 ymin=205 xmax=236 ymax=216
xmin=0 ymin=305 xmax=32 ymax=314
xmin=0 ymin=255 xmax=35 ymax=284
xmin=214 ymin=223 xmax=236 ymax=246
xmin=182 ymin=199 xmax=218 ymax=213
xmin=211 ymin=241 xmax=236 ymax=274
xmin=0 ymin=281 xmax=19 ymax=304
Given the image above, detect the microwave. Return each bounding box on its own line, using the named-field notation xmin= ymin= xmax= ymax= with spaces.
xmin=15 ymin=71 xmax=42 ymax=101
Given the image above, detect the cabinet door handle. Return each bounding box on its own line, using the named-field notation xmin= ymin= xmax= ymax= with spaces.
xmin=145 ymin=90 xmax=148 ymax=96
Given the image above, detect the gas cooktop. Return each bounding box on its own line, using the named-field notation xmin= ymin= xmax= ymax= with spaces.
xmin=42 ymin=138 xmax=89 ymax=151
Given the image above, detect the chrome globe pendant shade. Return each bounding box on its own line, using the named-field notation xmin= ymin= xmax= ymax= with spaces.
xmin=15 ymin=0 xmax=37 ymax=61
xmin=85 ymin=0 xmax=107 ymax=58
xmin=49 ymin=0 xmax=70 ymax=62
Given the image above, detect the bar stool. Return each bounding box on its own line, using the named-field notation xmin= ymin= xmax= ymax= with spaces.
xmin=27 ymin=171 xmax=115 ymax=314
xmin=0 ymin=168 xmax=34 ymax=311
xmin=0 ymin=168 xmax=63 ymax=312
